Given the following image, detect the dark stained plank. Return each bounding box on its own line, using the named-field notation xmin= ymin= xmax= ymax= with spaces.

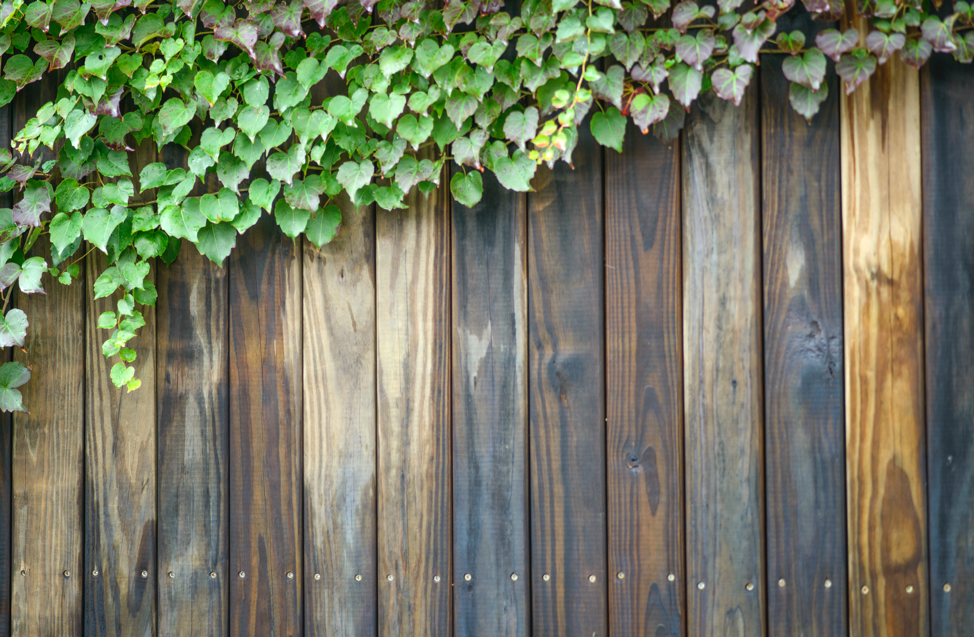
xmin=229 ymin=212 xmax=302 ymax=636
xmin=760 ymin=32 xmax=848 ymax=636
xmin=605 ymin=121 xmax=683 ymax=637
xmin=921 ymin=56 xmax=974 ymax=634
xmin=451 ymin=169 xmax=529 ymax=637
xmin=0 ymin=98 xmax=11 ymax=637
xmin=157 ymin=238 xmax=230 ymax=637
xmin=682 ymin=89 xmax=764 ymax=637
xmin=376 ymin=157 xmax=452 ymax=637
xmin=841 ymin=54 xmax=928 ymax=637
xmin=528 ymin=126 xmax=606 ymax=637
xmin=303 ymin=194 xmax=377 ymax=637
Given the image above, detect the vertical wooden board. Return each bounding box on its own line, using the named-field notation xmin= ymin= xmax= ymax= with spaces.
xmin=921 ymin=57 xmax=973 ymax=634
xmin=0 ymin=98 xmax=12 ymax=637
xmin=841 ymin=55 xmax=927 ymax=637
xmin=85 ymin=249 xmax=157 ymax=636
xmin=157 ymin=238 xmax=229 ymax=636
xmin=605 ymin=121 xmax=683 ymax=637
xmin=229 ymin=213 xmax=302 ymax=636
xmin=303 ymin=195 xmax=377 ymax=637
xmin=376 ymin=163 xmax=451 ymax=637
xmin=761 ymin=39 xmax=848 ymax=636
xmin=451 ymin=169 xmax=529 ymax=637
xmin=682 ymin=89 xmax=764 ymax=637
xmin=528 ymin=126 xmax=606 ymax=637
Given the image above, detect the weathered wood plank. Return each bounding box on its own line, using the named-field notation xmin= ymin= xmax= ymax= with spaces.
xmin=229 ymin=212 xmax=302 ymax=636
xmin=376 ymin=160 xmax=452 ymax=637
xmin=451 ymin=169 xmax=528 ymax=637
xmin=682 ymin=89 xmax=764 ymax=637
xmin=605 ymin=121 xmax=683 ymax=637
xmin=157 ymin=237 xmax=229 ymax=637
xmin=84 ymin=132 xmax=158 ymax=636
xmin=921 ymin=56 xmax=973 ymax=635
xmin=761 ymin=34 xmax=848 ymax=636
xmin=0 ymin=97 xmax=13 ymax=637
xmin=841 ymin=55 xmax=928 ymax=637
xmin=304 ymin=194 xmax=377 ymax=637
xmin=528 ymin=126 xmax=606 ymax=637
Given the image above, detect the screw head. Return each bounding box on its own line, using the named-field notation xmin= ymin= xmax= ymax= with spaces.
xmin=209 ymin=572 xmax=217 ymax=579
xmin=168 ymin=572 xmax=174 ymax=579
xmin=354 ymin=574 xmax=362 ymax=582
xmin=19 ymin=570 xmax=25 ymax=577
xmin=861 ymin=585 xmax=869 ymax=595
xmin=616 ymin=572 xmax=625 ymax=580
xmin=588 ymin=575 xmax=596 ymax=583
xmin=511 ymin=573 xmax=518 ymax=582
xmin=906 ymin=585 xmax=914 ymax=594
xmin=824 ymin=579 xmax=832 ymax=588
xmin=778 ymin=579 xmax=786 ymax=588
xmin=286 ymin=572 xmax=294 ymax=580
xmin=314 ymin=573 xmax=322 ymax=581
xmin=141 ymin=570 xmax=148 ymax=579
xmin=238 ymin=571 xmax=246 ymax=579
xmin=63 ymin=571 xmax=71 ymax=578
xmin=542 ymin=573 xmax=550 ymax=582
xmin=667 ymin=573 xmax=676 ymax=582
xmin=387 ymin=574 xmax=394 ymax=582
xmin=432 ymin=575 xmax=440 ymax=583
xmin=92 ymin=570 xmax=100 ymax=578
xmin=944 ymin=583 xmax=952 ymax=593
xmin=745 ymin=583 xmax=754 ymax=591
xmin=697 ymin=582 xmax=705 ymax=590
xmin=464 ymin=573 xmax=472 ymax=582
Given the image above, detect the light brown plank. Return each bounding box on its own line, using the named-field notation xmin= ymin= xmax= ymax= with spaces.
xmin=304 ymin=194 xmax=377 ymax=637
xmin=841 ymin=55 xmax=928 ymax=637
xmin=376 ymin=160 xmax=451 ymax=637
xmin=157 ymin=238 xmax=229 ymax=636
xmin=606 ymin=122 xmax=684 ymax=636
xmin=682 ymin=89 xmax=764 ymax=637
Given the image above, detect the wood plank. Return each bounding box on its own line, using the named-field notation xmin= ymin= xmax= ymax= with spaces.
xmin=157 ymin=236 xmax=230 ymax=636
xmin=760 ymin=24 xmax=848 ymax=636
xmin=921 ymin=56 xmax=973 ymax=635
xmin=229 ymin=212 xmax=302 ymax=636
xmin=682 ymin=88 xmax=764 ymax=637
xmin=451 ymin=169 xmax=528 ymax=637
xmin=841 ymin=54 xmax=927 ymax=637
xmin=0 ymin=97 xmax=12 ymax=637
xmin=376 ymin=158 xmax=451 ymax=637
xmin=528 ymin=126 xmax=606 ymax=637
xmin=605 ymin=120 xmax=683 ymax=636
xmin=303 ymin=194 xmax=377 ymax=637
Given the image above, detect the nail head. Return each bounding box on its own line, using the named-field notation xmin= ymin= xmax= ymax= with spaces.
xmin=92 ymin=570 xmax=99 ymax=577
xmin=824 ymin=579 xmax=832 ymax=588
xmin=778 ymin=579 xmax=786 ymax=588
xmin=433 ymin=575 xmax=440 ymax=583
xmin=286 ymin=571 xmax=294 ymax=580
xmin=168 ymin=571 xmax=174 ymax=579
xmin=238 ymin=571 xmax=246 ymax=579
xmin=944 ymin=583 xmax=952 ymax=592
xmin=387 ymin=574 xmax=394 ymax=582
xmin=697 ymin=582 xmax=705 ymax=590
xmin=745 ymin=582 xmax=754 ymax=591
xmin=314 ymin=573 xmax=321 ymax=581
xmin=861 ymin=585 xmax=869 ymax=595
xmin=63 ymin=570 xmax=71 ymax=578
xmin=141 ymin=570 xmax=148 ymax=579
xmin=588 ymin=575 xmax=597 ymax=583
xmin=511 ymin=573 xmax=518 ymax=582
xmin=616 ymin=572 xmax=625 ymax=580
xmin=464 ymin=573 xmax=472 ymax=582
xmin=667 ymin=573 xmax=675 ymax=582
xmin=542 ymin=573 xmax=550 ymax=582
xmin=906 ymin=585 xmax=914 ymax=594
xmin=209 ymin=572 xmax=217 ymax=579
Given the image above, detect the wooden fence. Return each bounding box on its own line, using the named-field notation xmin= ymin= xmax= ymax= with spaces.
xmin=0 ymin=42 xmax=971 ymax=637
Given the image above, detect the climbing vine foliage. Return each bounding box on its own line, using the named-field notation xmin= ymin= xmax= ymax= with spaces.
xmin=0 ymin=0 xmax=966 ymax=410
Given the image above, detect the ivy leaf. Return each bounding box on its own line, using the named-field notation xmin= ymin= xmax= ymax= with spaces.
xmin=266 ymin=145 xmax=306 ymax=186
xmin=214 ymin=19 xmax=259 ymax=59
xmin=815 ymin=28 xmax=858 ymax=62
xmin=781 ymin=48 xmax=827 ymax=91
xmin=83 ymin=46 xmax=121 ymax=79
xmin=110 ymin=362 xmax=135 ymax=389
xmin=18 ymin=257 xmax=47 ymax=295
xmin=668 ymin=62 xmax=703 ymax=110
xmin=397 ymin=114 xmax=434 ymax=150
xmin=273 ymin=199 xmax=310 ymax=239
xmin=254 ymin=32 xmax=286 ymax=77
xmin=242 ymin=77 xmax=270 ymax=108
xmin=233 ymin=132 xmax=265 ymax=170
xmin=900 ymin=36 xmax=932 ymax=70
xmin=305 ymin=204 xmax=342 ymax=249
xmin=304 ymin=0 xmax=339 ymax=28
xmin=161 ymin=200 xmax=207 ymax=242
xmin=248 ymin=178 xmax=281 ymax=212
xmin=412 ymin=39 xmax=455 ymax=78
xmin=82 ymin=205 xmax=128 ymax=252
xmin=158 ymin=98 xmax=195 ymax=137
xmin=617 ymin=3 xmax=648 ymax=34
xmin=379 ymin=45 xmax=415 ymax=77
xmin=195 ymin=70 xmax=230 ymax=106
xmin=676 ymin=29 xmax=715 ymax=71
xmin=201 ymin=126 xmax=236 ymax=159
xmin=591 ymin=107 xmax=627 ymax=153
xmin=493 ymin=150 xmax=535 ymax=192
xmin=369 ymin=92 xmax=407 ymax=129
xmin=644 ymin=0 xmax=671 ymax=19
xmin=451 ymin=170 xmax=483 ymax=207
xmin=50 ymin=212 xmax=83 ymax=253
xmin=216 ymin=153 xmax=248 ymax=193
xmin=711 ymin=64 xmax=753 ymax=106
xmin=284 ymin=176 xmax=325 ymax=212
xmin=590 ymin=64 xmax=625 ymax=110
xmin=652 ymin=99 xmax=686 ymax=144
xmin=326 ymin=89 xmax=367 ymax=125
xmin=336 ymin=160 xmax=375 ymax=199
xmin=452 ymin=129 xmax=488 ymax=170
xmin=630 ymin=92 xmax=670 ymax=132
xmin=0 ymin=308 xmax=28 ymax=348
xmin=273 ymin=74 xmax=308 ymax=111
xmin=133 ymin=230 xmax=168 ymax=259
xmin=376 ymin=137 xmax=407 ymax=175
xmin=921 ymin=16 xmax=957 ymax=53
xmin=733 ymin=19 xmax=776 ymax=64
xmin=12 ymin=181 xmax=52 ymax=227
xmin=789 ymin=82 xmax=829 ymax=122
xmin=35 ymin=34 xmax=75 ymax=71
xmin=865 ymin=31 xmax=906 ymax=65
xmin=237 ymin=105 xmax=270 ymax=141
xmin=836 ymin=51 xmax=877 ymax=95
xmin=232 ymin=202 xmax=262 ymax=234
xmin=446 ymin=93 xmax=479 ymax=129
xmin=504 ymin=106 xmax=539 ymax=152
xmin=394 ymin=155 xmax=423 ymax=193
xmin=200 ymin=188 xmax=239 ymax=223
xmin=0 ymin=362 xmax=30 ymax=413
xmin=609 ymin=31 xmax=645 ymax=70
xmin=672 ymin=0 xmax=708 ymax=33
xmin=196 ymin=221 xmax=237 ymax=265
xmin=52 ymin=0 xmax=90 ymax=31
xmin=270 ymin=0 xmax=304 ymax=38
xmin=64 ymin=108 xmax=98 ymax=149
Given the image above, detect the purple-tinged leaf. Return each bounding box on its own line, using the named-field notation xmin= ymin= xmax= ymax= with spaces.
xmin=214 ymin=19 xmax=259 ymax=59
xmin=900 ymin=36 xmax=932 ymax=69
xmin=733 ymin=18 xmax=776 ymax=63
xmin=632 ymin=56 xmax=667 ymax=93
xmin=52 ymin=0 xmax=91 ymax=31
xmin=35 ymin=34 xmax=75 ymax=71
xmin=92 ymin=86 xmax=124 ymax=117
xmin=590 ymin=64 xmax=625 ymax=109
xmin=271 ymin=0 xmax=304 ymax=37
xmin=246 ymin=0 xmax=275 ymax=15
xmin=24 ymin=1 xmax=54 ymax=32
xmin=676 ymin=29 xmax=715 ymax=71
xmin=12 ymin=180 xmax=52 ymax=226
xmin=90 ymin=0 xmax=131 ymax=25
xmin=719 ymin=0 xmax=744 ymax=11
xmin=802 ymin=0 xmax=831 ymax=13
xmin=954 ymin=31 xmax=974 ymax=63
xmin=629 ymin=91 xmax=669 ymax=132
xmin=201 ymin=0 xmax=233 ymax=28
xmin=921 ymin=16 xmax=958 ymax=53
xmin=617 ymin=2 xmax=648 ymax=33
xmin=8 ymin=165 xmax=36 ymax=184
xmin=866 ymin=30 xmax=905 ymax=64
xmin=781 ymin=47 xmax=827 ymax=90
xmin=254 ymin=31 xmax=286 ymax=76
xmin=789 ymin=81 xmax=828 ymax=122
xmin=652 ymin=98 xmax=685 ymax=143
xmin=4 ymin=55 xmax=46 ymax=90
xmin=835 ymin=50 xmax=877 ymax=94
xmin=177 ymin=0 xmax=203 ymax=17
xmin=776 ymin=30 xmax=805 ymax=54
xmin=610 ymin=31 xmax=646 ymax=71
xmin=671 ymin=0 xmax=699 ymax=33
xmin=668 ymin=62 xmax=702 ymax=109
xmin=815 ymin=28 xmax=859 ymax=62
xmin=711 ymin=64 xmax=753 ymax=106
xmin=643 ymin=0 xmax=670 ymax=19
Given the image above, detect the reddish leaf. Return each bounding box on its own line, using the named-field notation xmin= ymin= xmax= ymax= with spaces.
xmin=254 ymin=31 xmax=286 ymax=76
xmin=732 ymin=18 xmax=776 ymax=64
xmin=711 ymin=64 xmax=753 ymax=106
xmin=652 ymin=98 xmax=685 ymax=144
xmin=866 ymin=30 xmax=905 ymax=64
xmin=214 ymin=19 xmax=260 ymax=59
xmin=675 ymin=29 xmax=715 ymax=71
xmin=304 ymin=0 xmax=339 ymax=27
xmin=815 ymin=28 xmax=859 ymax=62
xmin=35 ymin=34 xmax=75 ymax=71
xmin=630 ymin=91 xmax=669 ymax=132
xmin=921 ymin=16 xmax=958 ymax=53
xmin=789 ymin=82 xmax=829 ymax=122
xmin=90 ymin=0 xmax=131 ymax=25
xmin=270 ymin=0 xmax=304 ymax=37
xmin=835 ymin=50 xmax=877 ymax=94
xmin=900 ymin=36 xmax=932 ymax=69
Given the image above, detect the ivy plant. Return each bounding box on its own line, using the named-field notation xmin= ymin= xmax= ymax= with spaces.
xmin=0 ymin=0 xmax=967 ymax=411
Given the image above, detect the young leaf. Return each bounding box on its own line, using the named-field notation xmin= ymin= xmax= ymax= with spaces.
xmin=196 ymin=221 xmax=237 ymax=264
xmin=789 ymin=82 xmax=829 ymax=122
xmin=0 ymin=361 xmax=30 ymax=412
xmin=336 ymin=160 xmax=375 ymax=199
xmin=711 ymin=64 xmax=753 ymax=106
xmin=835 ymin=51 xmax=877 ymax=95
xmin=161 ymin=200 xmax=207 ymax=242
xmin=815 ymin=28 xmax=859 ymax=62
xmin=781 ymin=48 xmax=827 ymax=91
xmin=591 ymin=107 xmax=627 ymax=153
xmin=273 ymin=199 xmax=311 ymax=239
xmin=451 ymin=171 xmax=484 ymax=207
xmin=668 ymin=62 xmax=703 ymax=110
xmin=50 ymin=212 xmax=83 ymax=253
xmin=503 ymin=106 xmax=539 ymax=152
xmin=305 ymin=204 xmax=342 ymax=249
xmin=629 ymin=92 xmax=670 ymax=132
xmin=110 ymin=362 xmax=135 ymax=389
xmin=0 ymin=308 xmax=28 ymax=348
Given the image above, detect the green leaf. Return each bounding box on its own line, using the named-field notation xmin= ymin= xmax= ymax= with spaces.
xmin=711 ymin=64 xmax=753 ymax=107
xmin=232 ymin=201 xmax=262 ymax=234
xmin=284 ymin=176 xmax=324 ymax=212
xmin=0 ymin=361 xmax=30 ymax=412
xmin=503 ymin=107 xmax=539 ymax=152
xmin=249 ymin=178 xmax=281 ymax=212
xmin=216 ymin=152 xmax=248 ymax=193
xmin=379 ymin=45 xmax=414 ymax=77
xmin=781 ymin=48 xmax=827 ymax=91
xmin=835 ymin=51 xmax=877 ymax=95
xmin=412 ymin=39 xmax=454 ymax=78
xmin=493 ymin=149 xmax=535 ymax=192
xmin=630 ymin=92 xmax=670 ymax=133
xmin=158 ymin=98 xmax=195 ymax=137
xmin=590 ymin=64 xmax=625 ymax=110
xmin=64 ymin=108 xmax=98 ymax=149
xmin=260 ymin=118 xmax=293 ymax=150
xmin=35 ymin=34 xmax=75 ymax=71
xmin=591 ymin=107 xmax=627 ymax=153
xmin=196 ymin=221 xmax=237 ymax=264
xmin=237 ymin=105 xmax=270 ymax=142
xmin=273 ymin=199 xmax=310 ymax=239
xmin=82 ymin=205 xmax=128 ymax=253
xmin=0 ymin=308 xmax=28 ymax=348
xmin=133 ymin=230 xmax=168 ymax=259
xmin=200 ymin=188 xmax=240 ymax=223
xmin=668 ymin=62 xmax=703 ymax=109
xmin=50 ymin=212 xmax=83 ymax=254
xmin=214 ymin=18 xmax=259 ymax=59
xmin=788 ymin=82 xmax=829 ymax=122
xmin=110 ymin=362 xmax=135 ymax=388
xmin=97 ymin=311 xmax=117 ymax=329
xmin=161 ymin=200 xmax=207 ymax=242
xmin=450 ymin=170 xmax=483 ymax=207
xmin=188 ymin=147 xmax=216 ymax=176
xmin=18 ymin=257 xmax=47 ymax=294
xmin=397 ymin=114 xmax=434 ymax=150
xmin=195 ymin=70 xmax=230 ymax=106
xmin=84 ymin=46 xmax=121 ymax=79
xmin=336 ymin=160 xmax=375 ymax=199
xmin=369 ymin=92 xmax=407 ymax=129
xmin=305 ymin=204 xmax=342 ymax=249
xmin=266 ymin=145 xmax=306 ymax=186
xmin=233 ymin=132 xmax=265 ymax=170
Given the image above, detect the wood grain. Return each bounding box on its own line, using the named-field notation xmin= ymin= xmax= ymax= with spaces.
xmin=921 ymin=56 xmax=973 ymax=636
xmin=761 ymin=28 xmax=848 ymax=636
xmin=605 ymin=121 xmax=684 ymax=637
xmin=451 ymin=169 xmax=528 ymax=637
xmin=156 ymin=238 xmax=229 ymax=637
xmin=84 ymin=133 xmax=158 ymax=636
xmin=0 ymin=96 xmax=13 ymax=637
xmin=376 ymin=158 xmax=452 ymax=637
xmin=682 ymin=88 xmax=764 ymax=637
xmin=303 ymin=193 xmax=377 ymax=637
xmin=528 ymin=126 xmax=606 ymax=637
xmin=229 ymin=212 xmax=302 ymax=636
xmin=841 ymin=53 xmax=928 ymax=637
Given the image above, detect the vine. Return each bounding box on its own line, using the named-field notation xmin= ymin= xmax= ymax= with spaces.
xmin=0 ymin=0 xmax=965 ymax=411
